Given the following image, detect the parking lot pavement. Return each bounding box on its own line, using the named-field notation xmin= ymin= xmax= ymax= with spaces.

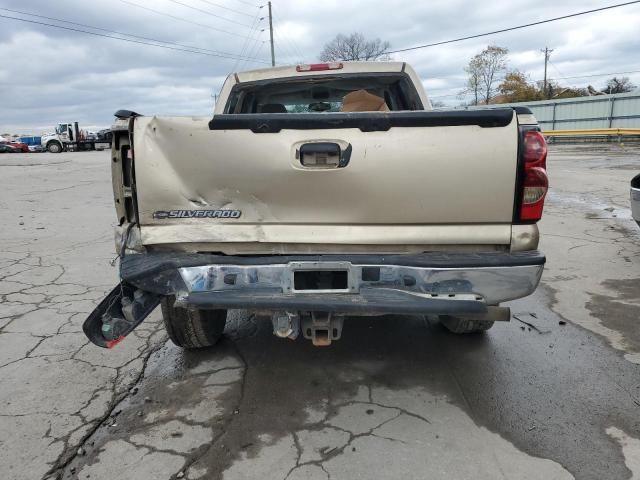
xmin=0 ymin=146 xmax=639 ymax=480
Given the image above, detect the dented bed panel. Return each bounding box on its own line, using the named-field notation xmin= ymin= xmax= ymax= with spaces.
xmin=132 ymin=115 xmax=518 ymax=242
xmin=139 ymin=224 xmax=512 ymax=248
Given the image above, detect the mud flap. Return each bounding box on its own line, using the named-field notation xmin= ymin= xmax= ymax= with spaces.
xmin=82 ymin=283 xmax=161 ymax=348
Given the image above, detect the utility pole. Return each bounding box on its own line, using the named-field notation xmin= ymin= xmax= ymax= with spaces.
xmin=541 ymin=47 xmax=554 ymax=98
xmin=268 ymin=1 xmax=275 ymax=66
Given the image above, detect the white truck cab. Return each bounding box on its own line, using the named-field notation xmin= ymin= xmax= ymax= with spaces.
xmin=42 ymin=122 xmax=110 ymax=153
xmin=41 ymin=123 xmax=78 ymax=153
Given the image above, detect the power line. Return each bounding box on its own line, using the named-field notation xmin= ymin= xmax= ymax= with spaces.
xmin=241 ymin=39 xmax=264 ymax=68
xmin=196 ymin=0 xmax=260 ymax=17
xmin=167 ymin=0 xmax=258 ymax=28
xmin=231 ymin=9 xmax=265 ymax=72
xmin=551 ymin=69 xmax=640 ymax=80
xmin=228 ymin=0 xmax=263 ymax=7
xmin=268 ymin=4 xmax=302 ymax=60
xmin=0 ymin=7 xmax=259 ymax=59
xmin=243 ymin=27 xmax=268 ymax=67
xmin=386 ymin=1 xmax=640 ymax=54
xmin=119 ymin=0 xmax=263 ymax=41
xmin=548 ymin=59 xmax=564 ymax=78
xmin=240 ymin=33 xmax=267 ymax=70
xmin=272 ymin=19 xmax=304 ymax=61
xmin=272 ymin=29 xmax=295 ymax=60
xmin=251 ymin=40 xmax=267 ymax=62
xmin=265 ymin=3 xmax=304 ymax=63
xmin=0 ymin=13 xmax=269 ymax=62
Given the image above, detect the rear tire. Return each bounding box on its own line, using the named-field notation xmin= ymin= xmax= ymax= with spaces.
xmin=161 ymin=296 xmax=227 ymax=349
xmin=440 ymin=315 xmax=494 ymax=334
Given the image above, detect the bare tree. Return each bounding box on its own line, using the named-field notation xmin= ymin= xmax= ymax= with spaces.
xmin=601 ymin=76 xmax=636 ymax=94
xmin=462 ymin=56 xmax=482 ymax=105
xmin=320 ymin=33 xmax=391 ymax=62
xmin=463 ymin=45 xmax=508 ymax=104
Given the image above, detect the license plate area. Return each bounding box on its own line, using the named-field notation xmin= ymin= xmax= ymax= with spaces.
xmin=287 ymin=262 xmax=356 ymax=293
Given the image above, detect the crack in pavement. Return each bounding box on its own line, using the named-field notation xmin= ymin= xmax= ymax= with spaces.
xmin=45 ymin=336 xmax=167 ymax=479
xmin=51 ymin=336 xmax=248 ymax=480
xmin=171 ymin=337 xmax=250 ymax=479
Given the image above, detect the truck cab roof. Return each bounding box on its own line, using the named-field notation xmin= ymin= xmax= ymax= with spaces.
xmin=235 ymin=61 xmax=409 ymax=82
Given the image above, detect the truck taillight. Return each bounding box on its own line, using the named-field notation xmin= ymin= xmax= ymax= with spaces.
xmin=296 ymin=62 xmax=343 ymax=72
xmin=518 ymin=130 xmax=548 ymax=222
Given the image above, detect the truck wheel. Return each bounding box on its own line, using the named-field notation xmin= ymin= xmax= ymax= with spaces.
xmin=47 ymin=142 xmax=62 ymax=153
xmin=440 ymin=315 xmax=494 ymax=334
xmin=160 ymin=296 xmax=227 ymax=349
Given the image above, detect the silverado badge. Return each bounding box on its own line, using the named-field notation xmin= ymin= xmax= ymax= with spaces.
xmin=153 ymin=209 xmax=242 ymax=219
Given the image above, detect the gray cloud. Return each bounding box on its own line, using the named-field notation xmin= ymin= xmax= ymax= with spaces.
xmin=1 ymin=0 xmax=639 ymax=133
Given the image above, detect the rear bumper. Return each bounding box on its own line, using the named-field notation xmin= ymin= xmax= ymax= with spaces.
xmin=121 ymin=251 xmax=545 ymax=315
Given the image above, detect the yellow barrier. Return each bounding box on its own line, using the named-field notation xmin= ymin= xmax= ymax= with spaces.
xmin=543 ymin=128 xmax=640 ymax=137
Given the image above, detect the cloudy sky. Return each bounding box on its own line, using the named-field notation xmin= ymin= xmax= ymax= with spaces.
xmin=1 ymin=0 xmax=639 ymax=133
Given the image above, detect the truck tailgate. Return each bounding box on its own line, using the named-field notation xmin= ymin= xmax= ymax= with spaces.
xmin=132 ymin=111 xmax=518 ymax=250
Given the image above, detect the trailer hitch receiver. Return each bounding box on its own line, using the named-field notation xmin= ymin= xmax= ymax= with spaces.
xmin=302 ymin=312 xmax=344 ymax=346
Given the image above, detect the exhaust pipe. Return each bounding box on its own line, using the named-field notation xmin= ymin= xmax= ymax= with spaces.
xmin=473 ymin=306 xmax=511 ymax=322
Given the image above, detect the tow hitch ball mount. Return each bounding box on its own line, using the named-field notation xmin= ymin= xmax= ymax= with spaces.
xmin=272 ymin=311 xmax=344 ymax=346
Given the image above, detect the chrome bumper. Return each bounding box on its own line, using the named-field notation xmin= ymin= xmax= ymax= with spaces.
xmin=119 ymin=251 xmax=544 ymax=315
xmin=177 ymin=261 xmax=543 ymax=308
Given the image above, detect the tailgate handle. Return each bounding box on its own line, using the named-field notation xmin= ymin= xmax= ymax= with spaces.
xmin=297 ymin=142 xmax=352 ymax=168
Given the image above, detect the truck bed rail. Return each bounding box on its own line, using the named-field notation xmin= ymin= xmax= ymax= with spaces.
xmin=208 ymin=110 xmax=515 ymax=133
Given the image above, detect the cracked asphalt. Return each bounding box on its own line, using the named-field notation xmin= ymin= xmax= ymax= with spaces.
xmin=1 ymin=145 xmax=639 ymax=480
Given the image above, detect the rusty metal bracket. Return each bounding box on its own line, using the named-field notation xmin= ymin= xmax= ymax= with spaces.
xmin=302 ymin=312 xmax=344 ymax=346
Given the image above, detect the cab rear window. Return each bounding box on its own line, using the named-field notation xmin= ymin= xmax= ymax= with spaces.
xmin=225 ymin=73 xmax=423 ymax=114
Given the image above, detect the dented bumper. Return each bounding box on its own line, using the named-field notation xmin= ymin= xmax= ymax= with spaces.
xmin=84 ymin=251 xmax=544 ymax=347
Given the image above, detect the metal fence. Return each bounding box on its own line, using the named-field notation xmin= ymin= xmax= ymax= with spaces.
xmin=478 ymin=91 xmax=640 ymax=130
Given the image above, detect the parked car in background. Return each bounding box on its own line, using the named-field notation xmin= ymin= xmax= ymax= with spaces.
xmin=0 ymin=143 xmax=21 ymax=153
xmin=28 ymin=144 xmax=45 ymax=152
xmin=8 ymin=141 xmax=29 ymax=152
xmin=632 ymin=174 xmax=640 ymax=226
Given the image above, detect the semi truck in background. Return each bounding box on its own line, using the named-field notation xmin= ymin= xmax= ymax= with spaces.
xmin=41 ymin=122 xmax=112 ymax=153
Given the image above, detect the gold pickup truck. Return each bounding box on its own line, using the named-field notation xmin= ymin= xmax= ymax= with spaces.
xmin=83 ymin=61 xmax=549 ymax=348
